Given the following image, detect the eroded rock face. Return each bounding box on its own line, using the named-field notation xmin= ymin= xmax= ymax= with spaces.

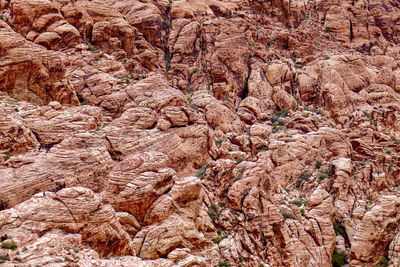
xmin=0 ymin=187 xmax=135 ymax=256
xmin=0 ymin=25 xmax=78 ymax=105
xmin=0 ymin=132 xmax=113 ymax=209
xmin=2 ymin=0 xmax=400 ymax=266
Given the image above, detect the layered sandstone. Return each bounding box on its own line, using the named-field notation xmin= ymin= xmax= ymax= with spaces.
xmin=1 ymin=0 xmax=400 ymax=266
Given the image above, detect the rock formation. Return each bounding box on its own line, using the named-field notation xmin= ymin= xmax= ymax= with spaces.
xmin=1 ymin=0 xmax=400 ymax=266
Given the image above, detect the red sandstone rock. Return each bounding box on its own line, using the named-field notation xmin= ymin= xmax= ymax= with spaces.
xmin=2 ymin=0 xmax=400 ymax=266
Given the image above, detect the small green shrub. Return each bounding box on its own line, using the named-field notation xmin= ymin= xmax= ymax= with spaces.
xmin=234 ymin=168 xmax=244 ymax=182
xmin=318 ymin=172 xmax=328 ymax=181
xmin=1 ymin=240 xmax=17 ymax=250
xmin=393 ymin=138 xmax=400 ymax=145
xmin=300 ymin=171 xmax=312 ymax=180
xmin=316 ymin=161 xmax=322 ymax=169
xmin=211 ymin=236 xmax=225 ymax=244
xmin=87 ymin=43 xmax=96 ymax=53
xmin=289 ymin=200 xmax=302 ymax=207
xmin=238 ymin=255 xmax=245 ymax=262
xmin=196 ymin=165 xmax=207 ymax=180
xmin=271 ymin=110 xmax=288 ymax=123
xmin=324 ymin=26 xmax=330 ymax=33
xmin=219 ymin=261 xmax=231 ymax=267
xmin=374 ymin=256 xmax=389 ymax=267
xmin=281 ymin=211 xmax=296 ymax=220
xmin=333 ymin=222 xmax=348 ymax=240
xmin=207 ymin=203 xmax=219 ymax=222
xmin=235 ymin=158 xmax=243 ymax=164
xmin=0 ymin=255 xmax=9 ymax=263
xmin=388 ymin=164 xmax=394 ymax=171
xmin=300 ymin=209 xmax=305 ymax=216
xmin=332 ymin=248 xmax=348 ymax=267
xmin=4 ymin=151 xmax=11 ymax=161
xmin=296 ymin=171 xmax=312 ymax=188
xmin=272 ymin=123 xmax=285 ymax=133
xmin=215 ymin=139 xmax=223 ymax=147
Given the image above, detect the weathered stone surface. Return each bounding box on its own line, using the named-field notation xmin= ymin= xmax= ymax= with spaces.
xmin=2 ymin=0 xmax=400 ymax=265
xmin=0 ymin=26 xmax=78 ymax=105
xmin=0 ymin=133 xmax=113 ymax=209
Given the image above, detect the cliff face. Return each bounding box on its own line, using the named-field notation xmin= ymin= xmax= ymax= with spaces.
xmin=1 ymin=0 xmax=400 ymax=266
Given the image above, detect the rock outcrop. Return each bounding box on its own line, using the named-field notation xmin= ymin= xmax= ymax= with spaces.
xmin=2 ymin=0 xmax=400 ymax=266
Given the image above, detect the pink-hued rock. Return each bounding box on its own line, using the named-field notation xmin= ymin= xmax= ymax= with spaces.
xmin=2 ymin=0 xmax=400 ymax=265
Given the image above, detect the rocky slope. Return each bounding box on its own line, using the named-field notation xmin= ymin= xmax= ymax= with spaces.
xmin=1 ymin=0 xmax=400 ymax=266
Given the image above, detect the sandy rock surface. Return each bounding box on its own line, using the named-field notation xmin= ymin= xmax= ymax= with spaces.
xmin=1 ymin=0 xmax=400 ymax=266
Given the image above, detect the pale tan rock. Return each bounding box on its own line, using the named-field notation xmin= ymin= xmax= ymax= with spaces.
xmin=0 ymin=187 xmax=135 ymax=257
xmin=23 ymin=105 xmax=101 ymax=145
xmin=133 ymin=214 xmax=210 ymax=260
xmin=0 ymin=133 xmax=113 ymax=208
xmin=351 ymin=195 xmax=400 ymax=263
xmin=9 ymin=0 xmax=80 ymax=49
xmin=0 ymin=27 xmax=78 ymax=105
xmin=0 ymin=107 xmax=39 ymax=159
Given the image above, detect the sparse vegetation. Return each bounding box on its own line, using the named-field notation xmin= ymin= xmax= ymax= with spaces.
xmin=316 ymin=161 xmax=322 ymax=169
xmin=388 ymin=163 xmax=394 ymax=171
xmin=238 ymin=255 xmax=245 ymax=262
xmin=281 ymin=210 xmax=296 ymax=220
xmin=218 ymin=261 xmax=231 ymax=267
xmin=332 ymin=248 xmax=348 ymax=267
xmin=196 ymin=165 xmax=207 ymax=180
xmin=0 ymin=255 xmax=9 ymax=263
xmin=87 ymin=43 xmax=96 ymax=53
xmin=234 ymin=168 xmax=244 ymax=182
xmin=300 ymin=209 xmax=305 ymax=216
xmin=318 ymin=172 xmax=328 ymax=181
xmin=333 ymin=222 xmax=348 ymax=240
xmin=212 ymin=235 xmax=226 ymax=244
xmin=215 ymin=139 xmax=223 ymax=147
xmin=289 ymin=200 xmax=302 ymax=207
xmin=235 ymin=158 xmax=243 ymax=164
xmin=4 ymin=151 xmax=11 ymax=161
xmin=207 ymin=203 xmax=219 ymax=222
xmin=374 ymin=256 xmax=389 ymax=267
xmin=1 ymin=240 xmax=18 ymax=250
xmin=296 ymin=171 xmax=312 ymax=188
xmin=271 ymin=110 xmax=288 ymax=123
